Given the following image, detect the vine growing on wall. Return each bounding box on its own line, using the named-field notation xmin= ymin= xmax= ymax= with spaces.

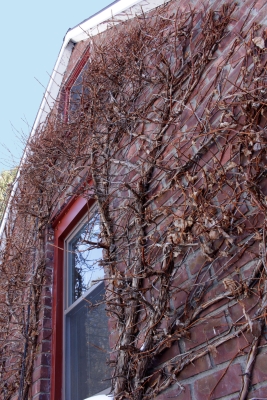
xmin=1 ymin=1 xmax=267 ymax=399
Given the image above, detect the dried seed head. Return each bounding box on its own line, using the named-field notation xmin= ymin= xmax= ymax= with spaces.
xmin=209 ymin=229 xmax=220 ymax=240
xmin=252 ymin=36 xmax=265 ymax=49
xmin=173 ymin=218 xmax=186 ymax=230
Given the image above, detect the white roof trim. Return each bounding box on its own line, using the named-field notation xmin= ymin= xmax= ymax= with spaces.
xmin=0 ymin=0 xmax=170 ymax=238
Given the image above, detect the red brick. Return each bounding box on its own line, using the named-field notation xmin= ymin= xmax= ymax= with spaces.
xmin=43 ymin=274 xmax=53 ymax=285
xmin=41 ymin=318 xmax=52 ymax=329
xmin=34 ymin=353 xmax=51 ymax=368
xmin=216 ymin=185 xmax=235 ymax=207
xmin=109 ymin=331 xmax=120 ymax=350
xmin=37 ymin=328 xmax=52 ymax=342
xmin=193 ymin=363 xmax=242 ymax=400
xmin=179 ymin=355 xmax=211 ymax=380
xmin=32 ymin=394 xmax=50 ymax=400
xmin=228 ymin=303 xmax=244 ymax=324
xmin=172 ymin=265 xmax=188 ymax=285
xmin=110 ymin=349 xmax=118 ymax=362
xmin=228 ymin=295 xmax=259 ymax=324
xmin=261 ymin=177 xmax=267 ymax=196
xmin=39 ymin=306 xmax=52 ymax=319
xmin=154 ymin=341 xmax=180 ymax=365
xmin=171 ymin=289 xmax=188 ymax=309
xmin=42 ymin=296 xmax=52 ymax=308
xmin=184 ymin=313 xmax=229 ymax=351
xmin=37 ymin=340 xmax=51 ymax=353
xmin=32 ymin=365 xmax=50 ymax=382
xmin=248 ymin=383 xmax=267 ymax=399
xmin=242 ymin=261 xmax=259 ymax=280
xmin=156 ymin=189 xmax=176 ymax=208
xmin=156 ymin=384 xmax=191 ymax=400
xmin=260 ymin=324 xmax=267 ymax=346
xmin=45 ymin=251 xmax=54 ymax=261
xmin=32 ymin=379 xmax=50 ymax=396
xmin=187 ymin=251 xmax=207 ymax=276
xmin=251 ymin=350 xmax=267 ymax=385
xmin=108 ymin=317 xmax=117 ymax=331
xmin=213 ymin=332 xmax=253 ymax=365
xmin=220 ymin=146 xmax=232 ymax=166
xmin=42 ymin=286 xmax=52 ymax=297
xmin=200 ymin=283 xmax=228 ymax=317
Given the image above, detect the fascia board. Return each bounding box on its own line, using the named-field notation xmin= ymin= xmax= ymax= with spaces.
xmin=69 ymin=0 xmax=170 ymax=42
xmin=65 ymin=0 xmax=142 ymax=43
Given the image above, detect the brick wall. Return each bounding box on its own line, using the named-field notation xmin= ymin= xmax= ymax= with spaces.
xmin=31 ymin=228 xmax=54 ymax=400
xmin=104 ymin=0 xmax=267 ymax=398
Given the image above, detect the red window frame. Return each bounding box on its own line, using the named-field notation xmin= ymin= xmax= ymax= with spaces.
xmin=51 ymin=194 xmax=95 ymax=400
xmin=60 ymin=46 xmax=90 ymax=122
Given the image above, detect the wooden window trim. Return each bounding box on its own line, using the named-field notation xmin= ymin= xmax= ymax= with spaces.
xmin=51 ymin=194 xmax=95 ymax=400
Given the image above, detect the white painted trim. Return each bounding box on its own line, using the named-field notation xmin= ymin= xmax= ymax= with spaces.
xmin=0 ymin=0 xmax=169 ymax=237
xmin=84 ymin=396 xmax=113 ymax=400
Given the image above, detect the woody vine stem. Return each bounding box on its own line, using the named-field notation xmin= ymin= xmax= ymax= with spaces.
xmin=1 ymin=2 xmax=267 ymax=399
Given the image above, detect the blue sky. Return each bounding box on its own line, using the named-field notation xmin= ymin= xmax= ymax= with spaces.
xmin=0 ymin=0 xmax=113 ymax=172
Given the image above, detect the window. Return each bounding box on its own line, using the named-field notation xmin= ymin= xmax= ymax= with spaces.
xmin=64 ymin=211 xmax=110 ymax=400
xmin=51 ymin=196 xmax=110 ymax=400
xmin=59 ymin=46 xmax=90 ymax=122
xmin=68 ymin=64 xmax=88 ymax=119
xmin=65 ymin=211 xmax=102 ymax=303
xmin=64 ymin=210 xmax=110 ymax=400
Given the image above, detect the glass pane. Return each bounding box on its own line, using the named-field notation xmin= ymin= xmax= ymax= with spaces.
xmin=69 ymin=63 xmax=89 ymax=118
xmin=66 ymin=283 xmax=110 ymax=400
xmin=69 ymin=72 xmax=83 ymax=115
xmin=68 ymin=212 xmax=103 ymax=305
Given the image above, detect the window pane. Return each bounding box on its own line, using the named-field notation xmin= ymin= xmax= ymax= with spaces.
xmin=66 ymin=283 xmax=110 ymax=400
xmin=69 ymin=63 xmax=89 ymax=119
xmin=68 ymin=213 xmax=103 ymax=305
xmin=69 ymin=72 xmax=83 ymax=115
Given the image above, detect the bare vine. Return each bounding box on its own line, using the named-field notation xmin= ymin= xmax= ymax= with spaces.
xmin=1 ymin=1 xmax=267 ymax=399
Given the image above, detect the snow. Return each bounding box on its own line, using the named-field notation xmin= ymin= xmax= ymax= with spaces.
xmin=84 ymin=395 xmax=114 ymax=400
